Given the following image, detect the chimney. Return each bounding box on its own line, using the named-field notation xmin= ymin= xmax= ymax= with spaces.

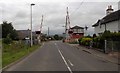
xmin=106 ymin=5 xmax=114 ymax=15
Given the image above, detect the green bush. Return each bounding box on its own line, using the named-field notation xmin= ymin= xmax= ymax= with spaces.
xmin=80 ymin=37 xmax=92 ymax=46
xmin=92 ymin=31 xmax=120 ymax=49
xmin=101 ymin=31 xmax=120 ymax=41
xmin=111 ymin=32 xmax=120 ymax=41
xmin=3 ymin=37 xmax=12 ymax=44
xmin=78 ymin=37 xmax=83 ymax=44
xmin=93 ymin=37 xmax=101 ymax=48
xmin=92 ymin=33 xmax=107 ymax=49
xmin=79 ymin=31 xmax=120 ymax=50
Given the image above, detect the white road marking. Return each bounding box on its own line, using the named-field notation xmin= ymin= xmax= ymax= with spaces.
xmin=54 ymin=43 xmax=57 ymax=46
xmin=55 ymin=42 xmax=73 ymax=73
xmin=68 ymin=60 xmax=74 ymax=66
xmin=58 ymin=49 xmax=73 ymax=73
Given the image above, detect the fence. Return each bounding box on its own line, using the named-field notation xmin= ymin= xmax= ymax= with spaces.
xmin=91 ymin=40 xmax=120 ymax=53
xmin=105 ymin=40 xmax=120 ymax=53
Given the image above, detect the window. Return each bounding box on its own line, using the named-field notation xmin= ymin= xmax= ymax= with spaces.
xmin=78 ymin=29 xmax=80 ymax=33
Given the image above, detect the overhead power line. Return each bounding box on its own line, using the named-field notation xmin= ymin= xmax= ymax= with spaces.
xmin=69 ymin=0 xmax=84 ymax=16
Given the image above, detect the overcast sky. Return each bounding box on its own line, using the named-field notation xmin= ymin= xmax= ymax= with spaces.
xmin=0 ymin=0 xmax=119 ymax=35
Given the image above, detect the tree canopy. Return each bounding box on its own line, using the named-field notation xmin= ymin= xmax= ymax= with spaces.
xmin=53 ymin=34 xmax=63 ymax=40
xmin=1 ymin=21 xmax=18 ymax=40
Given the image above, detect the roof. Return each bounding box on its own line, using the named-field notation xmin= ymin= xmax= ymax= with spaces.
xmin=16 ymin=30 xmax=37 ymax=39
xmin=70 ymin=26 xmax=84 ymax=29
xmin=16 ymin=30 xmax=36 ymax=35
xmin=16 ymin=30 xmax=31 ymax=39
xmin=16 ymin=30 xmax=31 ymax=36
xmin=92 ymin=20 xmax=101 ymax=27
xmin=92 ymin=9 xmax=120 ymax=27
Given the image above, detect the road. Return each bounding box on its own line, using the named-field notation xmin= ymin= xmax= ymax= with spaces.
xmin=5 ymin=41 xmax=118 ymax=72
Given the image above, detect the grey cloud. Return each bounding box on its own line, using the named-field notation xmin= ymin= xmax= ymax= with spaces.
xmin=0 ymin=2 xmax=118 ymax=35
xmin=15 ymin=11 xmax=29 ymax=18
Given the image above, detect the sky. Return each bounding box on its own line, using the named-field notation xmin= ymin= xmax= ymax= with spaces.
xmin=0 ymin=0 xmax=119 ymax=35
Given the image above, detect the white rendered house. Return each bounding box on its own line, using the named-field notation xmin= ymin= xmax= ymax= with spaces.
xmin=92 ymin=5 xmax=120 ymax=35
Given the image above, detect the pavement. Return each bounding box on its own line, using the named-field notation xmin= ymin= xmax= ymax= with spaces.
xmin=69 ymin=44 xmax=119 ymax=65
xmin=3 ymin=41 xmax=119 ymax=72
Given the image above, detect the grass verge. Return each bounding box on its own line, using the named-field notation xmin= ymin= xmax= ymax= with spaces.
xmin=2 ymin=41 xmax=40 ymax=67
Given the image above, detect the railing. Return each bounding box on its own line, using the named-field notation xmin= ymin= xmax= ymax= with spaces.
xmin=105 ymin=40 xmax=120 ymax=53
xmin=90 ymin=40 xmax=120 ymax=53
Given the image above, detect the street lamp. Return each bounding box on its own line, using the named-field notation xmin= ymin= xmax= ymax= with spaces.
xmin=30 ymin=3 xmax=35 ymax=47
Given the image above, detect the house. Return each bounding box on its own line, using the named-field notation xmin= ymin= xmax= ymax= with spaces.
xmin=17 ymin=30 xmax=39 ymax=44
xmin=68 ymin=25 xmax=84 ymax=42
xmin=92 ymin=5 xmax=120 ymax=35
xmin=17 ymin=30 xmax=31 ymax=40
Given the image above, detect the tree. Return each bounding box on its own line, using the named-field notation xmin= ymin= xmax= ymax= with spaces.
xmin=53 ymin=34 xmax=63 ymax=40
xmin=2 ymin=34 xmax=12 ymax=44
xmin=54 ymin=34 xmax=59 ymax=40
xmin=93 ymin=34 xmax=97 ymax=38
xmin=1 ymin=21 xmax=18 ymax=40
